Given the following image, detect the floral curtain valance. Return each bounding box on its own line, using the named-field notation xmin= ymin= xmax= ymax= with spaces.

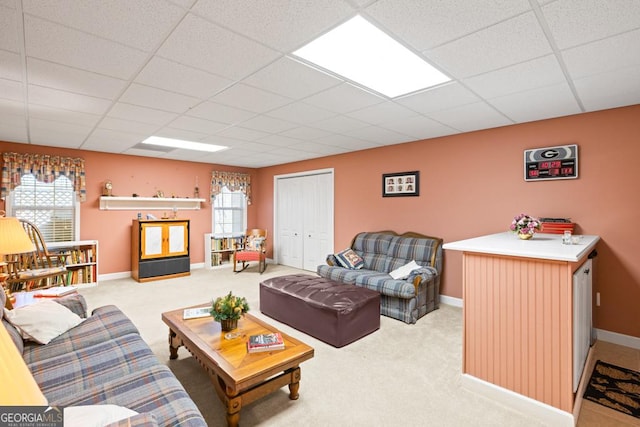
xmin=210 ymin=171 xmax=251 ymax=205
xmin=1 ymin=152 xmax=87 ymax=202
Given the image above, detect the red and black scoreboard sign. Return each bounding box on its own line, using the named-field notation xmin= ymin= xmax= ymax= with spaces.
xmin=524 ymin=144 xmax=578 ymax=181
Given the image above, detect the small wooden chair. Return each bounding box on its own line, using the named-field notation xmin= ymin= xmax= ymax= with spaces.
xmin=233 ymin=229 xmax=267 ymax=274
xmin=5 ymin=219 xmax=67 ymax=292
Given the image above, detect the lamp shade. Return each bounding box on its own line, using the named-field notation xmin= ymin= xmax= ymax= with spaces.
xmin=0 ymin=216 xmax=34 ymax=255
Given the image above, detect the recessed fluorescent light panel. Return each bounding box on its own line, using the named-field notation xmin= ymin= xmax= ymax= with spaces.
xmin=141 ymin=136 xmax=228 ymax=153
xmin=293 ymin=15 xmax=450 ymax=98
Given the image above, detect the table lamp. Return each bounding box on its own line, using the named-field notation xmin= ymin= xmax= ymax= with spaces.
xmin=0 ymin=214 xmax=35 ymax=306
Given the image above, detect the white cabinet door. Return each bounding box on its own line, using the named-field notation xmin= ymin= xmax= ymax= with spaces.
xmin=276 ymin=170 xmax=333 ymax=271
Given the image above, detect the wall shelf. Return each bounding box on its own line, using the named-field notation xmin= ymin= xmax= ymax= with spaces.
xmin=99 ymin=196 xmax=206 ymax=211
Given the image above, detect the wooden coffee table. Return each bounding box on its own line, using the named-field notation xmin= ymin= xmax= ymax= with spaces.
xmin=161 ymin=308 xmax=314 ymax=427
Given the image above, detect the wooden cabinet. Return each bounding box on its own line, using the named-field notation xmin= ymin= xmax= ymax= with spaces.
xmin=132 ymin=219 xmax=190 ymax=282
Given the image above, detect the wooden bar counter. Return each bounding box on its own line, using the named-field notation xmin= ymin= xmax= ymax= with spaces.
xmin=444 ymin=232 xmax=599 ymax=426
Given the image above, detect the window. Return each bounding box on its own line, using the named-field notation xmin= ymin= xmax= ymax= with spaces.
xmin=7 ymin=173 xmax=78 ymax=242
xmin=212 ymin=186 xmax=246 ymax=237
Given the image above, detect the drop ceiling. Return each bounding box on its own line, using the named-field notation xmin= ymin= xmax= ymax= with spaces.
xmin=1 ymin=0 xmax=639 ymax=168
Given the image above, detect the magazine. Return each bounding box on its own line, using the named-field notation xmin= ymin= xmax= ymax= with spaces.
xmin=182 ymin=307 xmax=211 ymax=320
xmin=33 ymin=286 xmax=77 ymax=297
xmin=247 ymin=332 xmax=285 ymax=353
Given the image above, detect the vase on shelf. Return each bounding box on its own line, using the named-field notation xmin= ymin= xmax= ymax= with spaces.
xmin=518 ymin=233 xmax=533 ymax=240
xmin=219 ymin=318 xmax=238 ymax=332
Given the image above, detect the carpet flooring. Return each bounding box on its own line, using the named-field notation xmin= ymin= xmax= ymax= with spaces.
xmin=78 ymin=265 xmax=548 ymax=426
xmin=583 ymin=360 xmax=640 ymax=419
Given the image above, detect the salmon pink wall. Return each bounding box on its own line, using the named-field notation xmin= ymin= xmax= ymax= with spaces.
xmin=255 ymin=105 xmax=640 ymax=339
xmin=0 ymin=142 xmax=257 ymax=275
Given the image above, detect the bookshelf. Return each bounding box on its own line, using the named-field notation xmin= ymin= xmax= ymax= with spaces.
xmin=48 ymin=240 xmax=99 ymax=286
xmin=204 ymin=234 xmax=243 ymax=268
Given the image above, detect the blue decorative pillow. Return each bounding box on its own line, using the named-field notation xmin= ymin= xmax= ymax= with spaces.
xmin=335 ymin=248 xmax=364 ymax=269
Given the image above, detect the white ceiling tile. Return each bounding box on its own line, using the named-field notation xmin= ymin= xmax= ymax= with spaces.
xmin=427 ymin=12 xmax=552 ymax=78
xmin=314 ymin=134 xmax=380 ymax=150
xmin=464 ymin=55 xmax=567 ymax=99
xmin=257 ymin=134 xmax=301 ymax=148
xmin=97 ymin=117 xmax=159 ymax=135
xmin=199 ymin=134 xmax=247 ymax=147
xmin=0 ymin=78 xmax=23 ymax=102
xmin=27 ymin=58 xmax=127 ymax=100
xmin=0 ymin=98 xmax=26 ymax=118
xmin=344 ymin=125 xmax=412 ymax=145
xmin=290 ymin=141 xmax=349 ymax=155
xmin=135 ymin=56 xmax=232 ymax=99
xmin=311 ymin=115 xmax=369 ymax=133
xmin=543 ymin=0 xmax=640 ymax=50
xmin=29 ymin=105 xmax=102 ymax=127
xmin=0 ymin=50 xmax=22 ymax=81
xmin=304 ymin=83 xmax=384 ymax=114
xmin=562 ymin=29 xmax=640 ymax=80
xmin=396 ymin=82 xmax=479 ymax=114
xmin=29 ymin=117 xmax=94 ymax=147
xmin=22 ymin=0 xmax=186 ymax=52
xmin=186 ymin=101 xmax=255 ymax=124
xmin=427 ymin=102 xmax=513 ymax=132
xmin=490 ymin=83 xmax=581 ymax=123
xmin=210 ymin=84 xmax=292 ymax=114
xmin=243 ymin=57 xmax=342 ymax=100
xmin=167 ymin=116 xmax=228 ymax=134
xmin=24 ymin=16 xmax=148 ymax=80
xmin=119 ymin=83 xmax=200 ymax=114
xmin=0 ymin=5 xmax=19 ymax=52
xmin=279 ymin=126 xmax=332 ymax=140
xmin=0 ymin=122 xmax=28 ymax=142
xmin=267 ymin=102 xmax=335 ymax=125
xmin=28 ymin=85 xmax=111 ymax=115
xmin=154 ymin=127 xmax=208 ymax=142
xmin=574 ymin=65 xmax=640 ymax=112
xmin=368 ymin=0 xmax=531 ymax=49
xmin=193 ymin=0 xmax=354 ymax=51
xmin=381 ymin=115 xmax=459 ymax=140
xmin=215 ymin=126 xmax=270 ymax=142
xmin=346 ymin=101 xmax=418 ymax=125
xmin=82 ymin=129 xmax=145 ymax=152
xmin=108 ymin=103 xmax=178 ymax=126
xmin=236 ymin=115 xmax=296 ymax=134
xmin=157 ymin=14 xmax=280 ymax=80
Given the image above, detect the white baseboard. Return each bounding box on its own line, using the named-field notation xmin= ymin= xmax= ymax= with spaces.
xmin=595 ymin=328 xmax=640 ymax=350
xmin=440 ymin=294 xmax=463 ymax=308
xmin=461 ymin=374 xmax=574 ymax=427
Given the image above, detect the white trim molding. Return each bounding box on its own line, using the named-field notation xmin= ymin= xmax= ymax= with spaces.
xmin=595 ymin=328 xmax=640 ymax=350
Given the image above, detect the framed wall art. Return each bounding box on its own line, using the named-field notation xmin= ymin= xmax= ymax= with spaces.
xmin=382 ymin=171 xmax=419 ymax=197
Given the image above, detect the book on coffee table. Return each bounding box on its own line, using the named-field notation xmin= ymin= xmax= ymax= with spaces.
xmin=247 ymin=332 xmax=285 ymax=353
xmin=183 ymin=307 xmax=211 ymax=320
xmin=33 ymin=286 xmax=77 ymax=297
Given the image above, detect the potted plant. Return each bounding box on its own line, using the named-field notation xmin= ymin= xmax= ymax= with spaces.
xmin=510 ymin=213 xmax=541 ymax=239
xmin=210 ymin=291 xmax=250 ymax=331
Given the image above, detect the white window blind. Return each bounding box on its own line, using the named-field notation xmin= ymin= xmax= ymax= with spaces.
xmin=9 ymin=174 xmax=77 ymax=242
xmin=213 ymin=186 xmax=246 ymax=237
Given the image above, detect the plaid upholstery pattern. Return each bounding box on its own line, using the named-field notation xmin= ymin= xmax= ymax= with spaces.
xmin=23 ymin=305 xmax=139 ymax=364
xmin=54 ymin=293 xmax=88 ymax=318
xmin=29 ymin=333 xmax=159 ymax=401
xmin=318 ymin=231 xmax=443 ymax=324
xmin=52 ymin=364 xmax=206 ymax=427
xmin=104 ymin=413 xmax=158 ymax=427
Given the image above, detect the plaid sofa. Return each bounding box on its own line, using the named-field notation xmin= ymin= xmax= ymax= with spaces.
xmin=1 ymin=291 xmax=206 ymax=427
xmin=317 ymin=231 xmax=443 ymax=324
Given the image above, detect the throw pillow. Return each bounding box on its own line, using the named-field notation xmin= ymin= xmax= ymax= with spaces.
xmin=335 ymin=248 xmax=364 ymax=269
xmin=389 ymin=260 xmax=421 ymax=280
xmin=64 ymin=405 xmax=139 ymax=427
xmin=4 ymin=299 xmax=84 ymax=344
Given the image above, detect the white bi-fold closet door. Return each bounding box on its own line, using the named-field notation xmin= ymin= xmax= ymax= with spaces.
xmin=275 ymin=169 xmax=333 ymax=271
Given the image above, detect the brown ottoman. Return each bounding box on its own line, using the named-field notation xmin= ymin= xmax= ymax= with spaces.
xmin=259 ymin=274 xmax=380 ymax=348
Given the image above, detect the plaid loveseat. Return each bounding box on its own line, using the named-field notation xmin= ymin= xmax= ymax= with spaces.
xmin=317 ymin=231 xmax=443 ymax=324
xmin=1 ymin=291 xmax=206 ymax=426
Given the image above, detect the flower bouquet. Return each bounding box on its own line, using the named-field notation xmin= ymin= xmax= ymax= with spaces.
xmin=210 ymin=291 xmax=250 ymax=331
xmin=510 ymin=213 xmax=541 ymax=239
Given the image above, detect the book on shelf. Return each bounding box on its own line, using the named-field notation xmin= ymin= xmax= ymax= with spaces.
xmin=183 ymin=307 xmax=211 ymax=320
xmin=247 ymin=332 xmax=285 ymax=353
xmin=33 ymin=286 xmax=78 ymax=297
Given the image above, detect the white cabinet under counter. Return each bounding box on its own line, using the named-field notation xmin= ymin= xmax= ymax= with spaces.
xmin=444 ymin=232 xmax=600 ymax=426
